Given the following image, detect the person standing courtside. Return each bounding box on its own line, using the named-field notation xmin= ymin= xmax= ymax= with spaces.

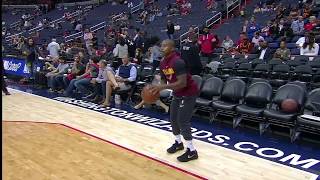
xmin=150 ymin=39 xmax=199 ymax=162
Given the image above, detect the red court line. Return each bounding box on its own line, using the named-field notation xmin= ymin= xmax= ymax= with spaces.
xmin=3 ymin=120 xmax=208 ymax=180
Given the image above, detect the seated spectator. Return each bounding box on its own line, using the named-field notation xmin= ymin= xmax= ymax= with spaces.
xmin=61 ymin=55 xmax=85 ymax=90
xmin=133 ymin=48 xmax=143 ymax=64
xmin=279 ymin=23 xmax=294 ymax=40
xmin=221 ymin=35 xmax=234 ymax=53
xmin=247 ymin=19 xmax=261 ymax=39
xmin=236 ymin=36 xmax=253 ymax=55
xmin=274 ymin=41 xmax=291 ymax=61
xmin=63 ymin=56 xmax=99 ymax=97
xmin=84 ymin=59 xmax=114 ymax=104
xmin=253 ymin=40 xmax=273 ymax=62
xmin=300 ymin=36 xmax=319 ymax=56
xmin=304 ymin=16 xmax=318 ymax=32
xmin=180 ymin=1 xmax=191 ymax=16
xmin=46 ymin=57 xmax=69 ymax=92
xmin=296 ymin=32 xmax=309 ymax=47
xmin=291 ymin=16 xmax=304 ymax=35
xmin=252 ymin=32 xmax=264 ymax=47
xmin=100 ymin=57 xmax=137 ymax=107
xmin=242 ymin=20 xmax=249 ymax=33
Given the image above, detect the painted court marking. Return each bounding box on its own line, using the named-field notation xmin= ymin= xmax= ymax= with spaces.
xmin=3 ymin=120 xmax=207 ymax=180
xmin=5 ymin=88 xmax=320 ymax=180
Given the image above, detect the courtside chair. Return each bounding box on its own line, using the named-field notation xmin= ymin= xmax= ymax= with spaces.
xmin=262 ymin=84 xmax=306 ymax=137
xmin=234 ymin=82 xmax=273 ymax=128
xmin=295 ymin=88 xmax=320 ymax=142
xmin=292 ymin=65 xmax=313 ymax=83
xmin=270 ymin=64 xmax=290 ymax=89
xmin=234 ymin=63 xmax=252 ymax=82
xmin=211 ymin=79 xmax=246 ymax=121
xmin=195 ymin=77 xmax=224 ymax=118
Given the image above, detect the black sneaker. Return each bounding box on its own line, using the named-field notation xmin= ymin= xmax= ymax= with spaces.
xmin=177 ymin=148 xmax=198 ymax=162
xmin=167 ymin=141 xmax=184 ymax=154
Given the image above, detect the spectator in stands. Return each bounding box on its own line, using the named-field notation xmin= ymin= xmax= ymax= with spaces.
xmin=21 ymin=38 xmax=41 ymax=82
xmin=254 ymin=40 xmax=273 ymax=62
xmin=74 ymin=21 xmax=82 ymax=32
xmin=113 ymin=37 xmax=129 ymax=69
xmin=83 ymin=28 xmax=93 ymax=55
xmin=166 ymin=20 xmax=175 ymax=39
xmin=47 ymin=38 xmax=60 ymax=59
xmin=247 ymin=19 xmax=261 ymax=39
xmin=242 ymin=20 xmax=249 ymax=33
xmin=133 ymin=29 xmax=144 ymax=51
xmin=61 ymin=55 xmax=85 ymax=90
xmin=291 ymin=16 xmax=304 ymax=35
xmin=149 ymin=36 xmax=162 ymax=72
xmin=46 ymin=57 xmax=69 ymax=92
xmin=198 ymin=27 xmax=219 ymax=61
xmin=100 ymin=56 xmax=137 ymax=107
xmin=300 ymin=35 xmax=319 ymax=56
xmin=304 ymin=16 xmax=318 ymax=32
xmin=186 ymin=26 xmax=197 ymax=43
xmin=279 ymin=23 xmax=294 ymax=41
xmin=296 ymin=32 xmax=309 ymax=47
xmin=235 ymin=36 xmax=252 ymax=55
xmin=84 ymin=59 xmax=114 ymax=103
xmin=181 ymin=36 xmax=202 ymax=75
xmin=274 ymin=41 xmax=291 ymax=61
xmin=64 ymin=56 xmax=99 ymax=97
xmin=133 ymin=48 xmax=143 ymax=64
xmin=252 ymin=32 xmax=265 ymax=47
xmin=221 ymin=35 xmax=234 ymax=53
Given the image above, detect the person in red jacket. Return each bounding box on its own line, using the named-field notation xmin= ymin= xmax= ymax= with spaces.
xmin=198 ymin=27 xmax=219 ymax=61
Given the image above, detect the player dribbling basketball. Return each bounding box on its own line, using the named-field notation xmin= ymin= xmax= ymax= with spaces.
xmin=150 ymin=40 xmax=199 ymax=162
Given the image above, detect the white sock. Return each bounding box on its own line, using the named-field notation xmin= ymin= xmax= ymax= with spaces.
xmin=175 ymin=135 xmax=182 ymax=143
xmin=186 ymin=140 xmax=196 ymax=151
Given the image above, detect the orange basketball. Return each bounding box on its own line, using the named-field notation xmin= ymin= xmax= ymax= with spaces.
xmin=281 ymin=99 xmax=298 ymax=113
xmin=141 ymin=85 xmax=160 ymax=104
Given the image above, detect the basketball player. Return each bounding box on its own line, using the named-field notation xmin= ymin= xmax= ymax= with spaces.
xmin=150 ymin=39 xmax=199 ymax=162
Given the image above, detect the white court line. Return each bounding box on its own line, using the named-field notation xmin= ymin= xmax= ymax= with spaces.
xmin=7 ymin=88 xmax=320 ymax=179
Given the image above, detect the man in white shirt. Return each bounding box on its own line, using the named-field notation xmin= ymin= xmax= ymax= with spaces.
xmin=252 ymin=32 xmax=264 ymax=47
xmin=47 ymin=38 xmax=60 ymax=58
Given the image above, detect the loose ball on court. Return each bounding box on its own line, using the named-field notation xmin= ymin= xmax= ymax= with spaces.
xmin=141 ymin=85 xmax=160 ymax=104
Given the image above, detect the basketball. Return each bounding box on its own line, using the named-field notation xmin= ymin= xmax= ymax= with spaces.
xmin=281 ymin=99 xmax=299 ymax=113
xmin=141 ymin=85 xmax=160 ymax=104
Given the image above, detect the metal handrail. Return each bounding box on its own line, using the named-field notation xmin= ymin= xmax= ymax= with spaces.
xmin=226 ymin=0 xmax=241 ymax=19
xmin=111 ymin=12 xmax=124 ymax=22
xmin=131 ymin=2 xmax=143 ymax=14
xmin=90 ymin=21 xmax=106 ymax=32
xmin=205 ymin=12 xmax=222 ymax=27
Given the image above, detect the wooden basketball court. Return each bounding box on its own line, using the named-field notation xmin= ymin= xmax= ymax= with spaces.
xmin=2 ymin=89 xmax=318 ymax=180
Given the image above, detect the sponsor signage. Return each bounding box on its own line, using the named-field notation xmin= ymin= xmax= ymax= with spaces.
xmin=3 ymin=57 xmax=31 ymax=77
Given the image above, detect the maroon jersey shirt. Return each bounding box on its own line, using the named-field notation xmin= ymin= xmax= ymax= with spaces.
xmin=160 ymin=52 xmax=199 ymax=97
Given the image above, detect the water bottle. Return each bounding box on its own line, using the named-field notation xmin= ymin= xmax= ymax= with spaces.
xmin=115 ymin=95 xmax=121 ymax=105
